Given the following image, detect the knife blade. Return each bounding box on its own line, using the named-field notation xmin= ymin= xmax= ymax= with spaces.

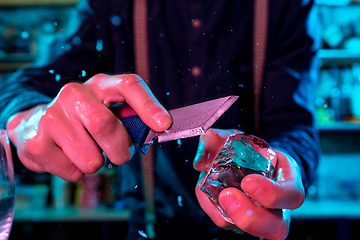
xmin=121 ymin=95 xmax=239 ymax=154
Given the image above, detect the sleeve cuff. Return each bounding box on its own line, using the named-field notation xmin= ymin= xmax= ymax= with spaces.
xmin=0 ymin=92 xmax=52 ymax=129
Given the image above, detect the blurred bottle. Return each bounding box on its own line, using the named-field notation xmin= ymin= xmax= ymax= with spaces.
xmin=328 ymin=65 xmax=342 ymax=121
xmin=0 ymin=22 xmax=6 ymax=56
xmin=9 ymin=25 xmax=31 ymax=54
xmin=78 ymin=175 xmax=101 ymax=209
xmin=36 ymin=18 xmax=59 ymax=57
xmin=51 ymin=175 xmax=72 ymax=209
xmin=323 ymin=23 xmax=344 ymax=49
xmin=98 ymin=165 xmax=118 ymax=207
xmin=316 ymin=69 xmax=333 ymax=121
xmin=339 ymin=66 xmax=353 ymax=119
xmin=351 ymin=62 xmax=360 ymax=118
xmin=0 ymin=37 xmax=5 ymax=56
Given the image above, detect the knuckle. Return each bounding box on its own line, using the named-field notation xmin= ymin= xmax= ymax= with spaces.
xmin=142 ymin=98 xmax=159 ymax=111
xmin=62 ymin=169 xmax=84 ymax=182
xmin=24 ymin=137 xmax=45 ymax=159
xmin=69 ymin=173 xmax=85 ymax=182
xmin=65 ymin=174 xmax=83 ymax=183
xmin=93 ymin=73 xmax=108 ymax=79
xmin=23 ymin=142 xmax=34 ymax=158
xmin=119 ymin=74 xmax=142 ymax=88
xmin=60 ymin=82 xmax=83 ymax=97
xmin=41 ymin=108 xmax=56 ymax=124
xmin=89 ymin=112 xmax=118 ymax=135
xmin=82 ymin=158 xmax=104 ymax=174
xmin=59 ymin=165 xmax=82 ymax=181
xmin=57 ymin=82 xmax=87 ymax=104
xmin=125 ymin=73 xmax=141 ymax=83
xmin=23 ymin=138 xmax=34 ymax=156
xmin=88 ymin=73 xmax=108 ymax=85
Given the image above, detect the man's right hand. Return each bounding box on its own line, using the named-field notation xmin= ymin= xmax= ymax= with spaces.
xmin=6 ymin=74 xmax=172 ymax=182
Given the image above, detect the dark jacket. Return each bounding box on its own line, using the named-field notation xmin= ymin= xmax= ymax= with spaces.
xmin=0 ymin=0 xmax=321 ymax=238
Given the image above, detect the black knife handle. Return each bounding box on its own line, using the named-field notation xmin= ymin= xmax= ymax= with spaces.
xmin=121 ymin=115 xmax=151 ymax=154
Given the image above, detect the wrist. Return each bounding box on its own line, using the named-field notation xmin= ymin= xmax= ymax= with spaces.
xmin=5 ymin=104 xmax=47 ymax=144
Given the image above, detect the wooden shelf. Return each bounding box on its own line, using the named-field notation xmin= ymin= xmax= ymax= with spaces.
xmin=0 ymin=0 xmax=78 ymax=7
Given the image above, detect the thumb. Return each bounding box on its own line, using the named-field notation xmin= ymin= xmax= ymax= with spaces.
xmin=193 ymin=129 xmax=241 ymax=172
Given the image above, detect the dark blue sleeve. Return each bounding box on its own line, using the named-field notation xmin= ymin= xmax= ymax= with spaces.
xmin=261 ymin=0 xmax=322 ymax=190
xmin=0 ymin=0 xmax=114 ymax=129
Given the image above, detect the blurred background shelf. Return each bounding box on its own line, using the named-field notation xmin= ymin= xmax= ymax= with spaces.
xmin=293 ymin=153 xmax=360 ymax=219
xmin=1 ymin=1 xmax=360 ymax=240
xmin=0 ymin=0 xmax=78 ymax=7
xmin=317 ymin=121 xmax=360 ymax=133
xmin=293 ymin=199 xmax=360 ymax=219
xmin=16 ymin=199 xmax=360 ymax=222
xmin=11 ymin=206 xmax=130 ymax=240
xmin=0 ymin=54 xmax=34 ymax=71
xmin=0 ymin=54 xmax=35 ymax=62
xmin=14 ymin=207 xmax=130 ymax=222
xmin=316 ymin=0 xmax=360 ymax=6
xmin=318 ymin=49 xmax=360 ymax=66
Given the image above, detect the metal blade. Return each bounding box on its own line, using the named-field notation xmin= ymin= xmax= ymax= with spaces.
xmin=144 ymin=95 xmax=238 ymax=144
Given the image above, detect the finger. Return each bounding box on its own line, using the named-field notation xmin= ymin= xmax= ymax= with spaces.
xmin=17 ymin=132 xmax=84 ymax=182
xmin=41 ymin=146 xmax=85 ymax=182
xmin=7 ymin=106 xmax=83 ymax=181
xmin=74 ymin=98 xmax=135 ymax=165
xmin=46 ymin=112 xmax=105 ymax=175
xmin=241 ymin=151 xmax=305 ymax=209
xmin=195 ymin=171 xmax=231 ymax=228
xmin=193 ymin=129 xmax=240 ymax=172
xmin=85 ymin=74 xmax=172 ymax=132
xmin=219 ymin=188 xmax=289 ymax=240
xmin=109 ymin=103 xmax=137 ymax=119
xmin=16 ymin=149 xmax=47 ymax=173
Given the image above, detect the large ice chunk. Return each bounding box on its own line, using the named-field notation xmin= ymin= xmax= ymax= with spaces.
xmin=200 ymin=133 xmax=276 ymax=224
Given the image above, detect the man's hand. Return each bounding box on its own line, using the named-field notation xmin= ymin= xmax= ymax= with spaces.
xmin=194 ymin=129 xmax=305 ymax=240
xmin=6 ymin=74 xmax=172 ymax=182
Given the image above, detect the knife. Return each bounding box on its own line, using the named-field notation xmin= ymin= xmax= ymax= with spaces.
xmin=121 ymin=95 xmax=239 ymax=154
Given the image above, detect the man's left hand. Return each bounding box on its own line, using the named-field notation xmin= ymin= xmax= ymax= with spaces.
xmin=194 ymin=129 xmax=305 ymax=240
